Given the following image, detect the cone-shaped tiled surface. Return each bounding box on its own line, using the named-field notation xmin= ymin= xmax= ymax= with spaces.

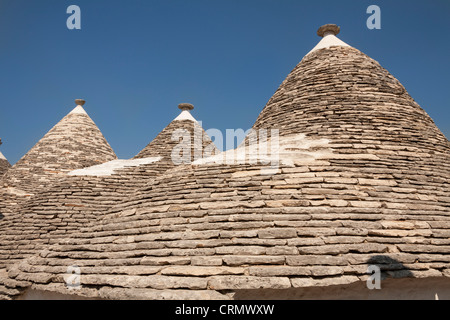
xmin=250 ymin=43 xmax=449 ymax=154
xmin=134 ymin=104 xmax=218 ymax=163
xmin=1 ymin=103 xmax=117 ymax=194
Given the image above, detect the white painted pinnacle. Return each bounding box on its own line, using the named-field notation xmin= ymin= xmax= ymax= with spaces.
xmin=69 ymin=105 xmax=88 ymax=115
xmin=69 ymin=99 xmax=88 ymax=115
xmin=174 ymin=110 xmax=197 ymax=122
xmin=174 ymin=103 xmax=197 ymax=122
xmin=306 ymin=24 xmax=350 ymax=56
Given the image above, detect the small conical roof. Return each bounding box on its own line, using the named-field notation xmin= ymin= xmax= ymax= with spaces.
xmin=134 ymin=103 xmax=218 ymax=163
xmin=1 ymin=99 xmax=117 ymax=193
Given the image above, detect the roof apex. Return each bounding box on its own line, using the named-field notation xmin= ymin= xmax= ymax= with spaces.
xmin=317 ymin=24 xmax=340 ymax=37
xmin=178 ymin=103 xmax=194 ymax=111
xmin=307 ymin=24 xmax=350 ymax=56
xmin=134 ymin=103 xmax=217 ymax=160
xmin=75 ymin=99 xmax=86 ymax=106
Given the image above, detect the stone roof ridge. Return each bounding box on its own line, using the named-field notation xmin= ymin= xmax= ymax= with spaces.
xmin=306 ymin=23 xmax=350 ymax=56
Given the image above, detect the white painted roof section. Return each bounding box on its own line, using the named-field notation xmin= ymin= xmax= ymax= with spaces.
xmin=0 ymin=151 xmax=6 ymax=160
xmin=69 ymin=105 xmax=88 ymax=115
xmin=193 ymin=133 xmax=333 ymax=170
xmin=68 ymin=157 xmax=162 ymax=176
xmin=174 ymin=110 xmax=197 ymax=122
xmin=306 ymin=33 xmax=350 ymax=56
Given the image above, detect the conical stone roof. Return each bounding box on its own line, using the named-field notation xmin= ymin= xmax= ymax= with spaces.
xmin=3 ymin=25 xmax=450 ymax=300
xmin=251 ymin=28 xmax=448 ymax=153
xmin=0 ymin=100 xmax=117 ymax=194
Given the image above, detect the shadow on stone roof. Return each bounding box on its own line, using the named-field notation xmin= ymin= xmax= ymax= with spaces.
xmin=367 ymin=255 xmax=414 ymax=280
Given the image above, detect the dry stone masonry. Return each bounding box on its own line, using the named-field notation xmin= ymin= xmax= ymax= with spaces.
xmin=0 ymin=24 xmax=448 ymax=300
xmin=0 ymin=102 xmax=219 ymax=285
xmin=1 ymin=100 xmax=117 ymax=195
xmin=0 ymin=139 xmax=11 ymax=178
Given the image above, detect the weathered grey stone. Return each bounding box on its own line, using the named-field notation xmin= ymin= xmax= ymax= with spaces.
xmin=140 ymin=256 xmax=191 ymax=266
xmin=191 ymin=257 xmax=223 ymax=266
xmin=258 ymin=228 xmax=297 ymax=239
xmin=160 ymin=266 xmax=245 ymax=276
xmin=286 ymin=255 xmax=348 ymax=266
xmin=81 ymin=275 xmax=208 ymax=290
xmin=222 ymin=255 xmax=285 ymax=266
xmin=99 ymin=287 xmax=229 ymax=300
xmin=208 ymin=276 xmax=291 ymax=290
xmin=290 ymin=275 xmax=360 ymax=288
xmin=249 ymin=266 xmax=311 ymax=277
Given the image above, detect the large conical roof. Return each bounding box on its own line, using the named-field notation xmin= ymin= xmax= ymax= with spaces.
xmin=4 ymin=25 xmax=450 ymax=300
xmin=250 ymin=26 xmax=448 ymax=153
xmin=1 ymin=100 xmax=117 ymax=193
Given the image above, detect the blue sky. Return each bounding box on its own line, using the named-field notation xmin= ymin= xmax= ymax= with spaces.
xmin=0 ymin=0 xmax=449 ymax=164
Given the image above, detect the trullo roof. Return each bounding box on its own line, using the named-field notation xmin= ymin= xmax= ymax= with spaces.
xmin=1 ymin=25 xmax=449 ymax=300
xmin=0 ymin=100 xmax=117 ymax=194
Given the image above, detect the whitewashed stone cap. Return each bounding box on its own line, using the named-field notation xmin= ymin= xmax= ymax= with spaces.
xmin=178 ymin=103 xmax=194 ymax=111
xmin=307 ymin=23 xmax=350 ymax=56
xmin=175 ymin=103 xmax=196 ymax=121
xmin=70 ymin=99 xmax=88 ymax=115
xmin=317 ymin=24 xmax=340 ymax=37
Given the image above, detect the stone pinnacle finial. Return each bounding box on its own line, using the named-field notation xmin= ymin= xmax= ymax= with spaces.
xmin=178 ymin=103 xmax=194 ymax=111
xmin=317 ymin=24 xmax=340 ymax=37
xmin=75 ymin=99 xmax=86 ymax=106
